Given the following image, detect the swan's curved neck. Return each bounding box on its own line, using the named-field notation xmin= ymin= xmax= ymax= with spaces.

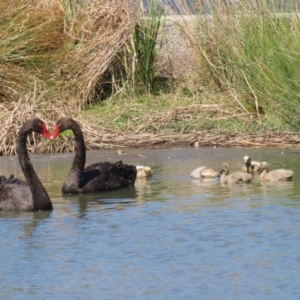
xmin=260 ymin=169 xmax=267 ymax=180
xmin=220 ymin=174 xmax=226 ymax=183
xmin=63 ymin=122 xmax=86 ymax=192
xmin=220 ymin=169 xmax=229 ymax=183
xmin=17 ymin=128 xmax=52 ymax=210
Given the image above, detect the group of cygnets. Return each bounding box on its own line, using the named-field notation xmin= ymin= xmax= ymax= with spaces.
xmin=190 ymin=155 xmax=293 ymax=183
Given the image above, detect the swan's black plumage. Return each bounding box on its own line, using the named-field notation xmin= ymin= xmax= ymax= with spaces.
xmin=0 ymin=118 xmax=53 ymax=211
xmin=50 ymin=118 xmax=137 ymax=194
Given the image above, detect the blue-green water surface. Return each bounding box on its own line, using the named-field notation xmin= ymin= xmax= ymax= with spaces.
xmin=1 ymin=146 xmax=300 ymax=300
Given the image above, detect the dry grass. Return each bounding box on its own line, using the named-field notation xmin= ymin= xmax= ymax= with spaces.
xmin=0 ymin=92 xmax=299 ymax=156
xmin=0 ymin=89 xmax=74 ymax=155
xmin=0 ymin=0 xmax=136 ymax=108
xmin=59 ymin=0 xmax=136 ymax=107
xmin=0 ymin=1 xmax=63 ymax=103
xmin=0 ymin=0 xmax=140 ymax=155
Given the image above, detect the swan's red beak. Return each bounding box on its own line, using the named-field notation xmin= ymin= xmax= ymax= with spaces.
xmin=41 ymin=124 xmax=52 ymax=139
xmin=49 ymin=125 xmax=61 ymax=140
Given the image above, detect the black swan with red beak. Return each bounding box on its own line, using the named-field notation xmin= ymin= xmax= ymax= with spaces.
xmin=0 ymin=118 xmax=53 ymax=211
xmin=50 ymin=118 xmax=137 ymax=193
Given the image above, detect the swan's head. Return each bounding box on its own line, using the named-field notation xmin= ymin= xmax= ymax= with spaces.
xmin=136 ymin=165 xmax=153 ymax=178
xmin=260 ymin=161 xmax=269 ymax=172
xmin=26 ymin=118 xmax=51 ymax=139
xmin=222 ymin=162 xmax=229 ymax=170
xmin=219 ymin=168 xmax=229 ymax=177
xmin=50 ymin=118 xmax=77 ymax=140
xmin=219 ymin=163 xmax=229 ymax=177
xmin=244 ymin=155 xmax=251 ymax=164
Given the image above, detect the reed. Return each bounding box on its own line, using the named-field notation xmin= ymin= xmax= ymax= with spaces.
xmin=112 ymin=0 xmax=166 ymax=96
xmin=0 ymin=0 xmax=135 ymax=108
xmin=168 ymin=0 xmax=300 ymax=130
xmin=0 ymin=1 xmax=63 ymax=103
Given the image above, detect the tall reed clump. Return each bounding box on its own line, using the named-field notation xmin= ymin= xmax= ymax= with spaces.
xmin=171 ymin=0 xmax=300 ymax=131
xmin=0 ymin=0 xmax=137 ymax=154
xmin=0 ymin=0 xmax=136 ymax=109
xmin=112 ymin=0 xmax=166 ymax=96
xmin=0 ymin=0 xmax=64 ymax=103
xmin=60 ymin=0 xmax=136 ymax=107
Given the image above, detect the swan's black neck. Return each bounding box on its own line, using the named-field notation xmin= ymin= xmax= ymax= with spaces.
xmin=17 ymin=127 xmax=53 ymax=210
xmin=62 ymin=120 xmax=86 ymax=193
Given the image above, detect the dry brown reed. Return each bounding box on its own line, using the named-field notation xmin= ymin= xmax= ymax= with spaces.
xmin=59 ymin=0 xmax=137 ymax=108
xmin=0 ymin=89 xmax=73 ymax=155
xmin=0 ymin=1 xmax=64 ymax=103
xmin=0 ymin=0 xmax=137 ymax=107
xmin=0 ymin=0 xmax=140 ymax=155
xmin=0 ymin=93 xmax=299 ymax=156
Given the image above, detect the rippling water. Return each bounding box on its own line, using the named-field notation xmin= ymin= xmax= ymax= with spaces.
xmin=1 ymin=146 xmax=300 ymax=299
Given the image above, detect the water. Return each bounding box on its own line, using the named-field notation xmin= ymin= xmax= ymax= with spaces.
xmin=1 ymin=146 xmax=300 ymax=299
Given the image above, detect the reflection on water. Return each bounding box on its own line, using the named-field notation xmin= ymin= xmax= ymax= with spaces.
xmin=1 ymin=146 xmax=300 ymax=299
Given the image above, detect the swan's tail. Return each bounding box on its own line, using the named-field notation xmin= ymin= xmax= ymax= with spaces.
xmin=112 ymin=161 xmax=137 ymax=187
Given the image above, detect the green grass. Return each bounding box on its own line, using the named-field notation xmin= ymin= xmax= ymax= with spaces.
xmin=187 ymin=1 xmax=300 ymax=131
xmin=81 ymin=87 xmax=287 ymax=136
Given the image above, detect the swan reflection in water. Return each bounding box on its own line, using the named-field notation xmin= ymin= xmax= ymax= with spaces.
xmin=59 ymin=187 xmax=139 ymax=218
xmin=260 ymin=180 xmax=294 ymax=195
xmin=0 ymin=210 xmax=52 ymax=238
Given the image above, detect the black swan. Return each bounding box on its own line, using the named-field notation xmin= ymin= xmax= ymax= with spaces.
xmin=0 ymin=118 xmax=53 ymax=211
xmin=50 ymin=118 xmax=137 ymax=193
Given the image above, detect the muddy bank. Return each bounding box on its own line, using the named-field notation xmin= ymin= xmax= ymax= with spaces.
xmin=83 ymin=131 xmax=300 ymax=149
xmin=1 ymin=112 xmax=300 ymax=155
xmin=44 ymin=131 xmax=300 ymax=153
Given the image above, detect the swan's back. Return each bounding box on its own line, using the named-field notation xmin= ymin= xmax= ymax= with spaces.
xmin=0 ymin=176 xmax=34 ymax=211
xmin=220 ymin=164 xmax=252 ymax=184
xmin=260 ymin=169 xmax=293 ymax=181
xmin=241 ymin=163 xmax=260 ymax=173
xmin=221 ymin=171 xmax=252 ymax=184
xmin=63 ymin=160 xmax=137 ymax=193
xmin=200 ymin=167 xmax=219 ymax=178
xmin=190 ymin=166 xmax=219 ymax=179
xmin=259 ymin=162 xmax=293 ymax=181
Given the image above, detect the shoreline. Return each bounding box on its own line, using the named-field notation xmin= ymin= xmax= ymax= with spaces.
xmin=28 ymin=131 xmax=300 ymax=155
xmin=80 ymin=131 xmax=300 ymax=149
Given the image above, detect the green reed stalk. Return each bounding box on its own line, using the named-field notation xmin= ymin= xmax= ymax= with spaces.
xmin=134 ymin=0 xmax=165 ymax=94
xmin=184 ymin=0 xmax=300 ymax=130
xmin=116 ymin=0 xmax=165 ymax=96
